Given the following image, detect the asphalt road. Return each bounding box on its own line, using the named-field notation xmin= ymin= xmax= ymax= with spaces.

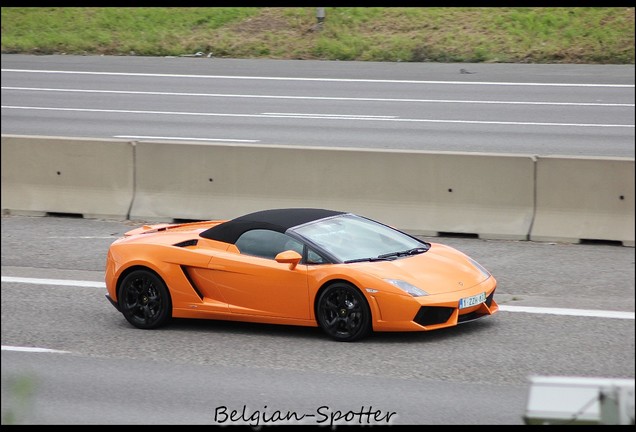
xmin=1 ymin=215 xmax=634 ymax=425
xmin=1 ymin=55 xmax=634 ymax=425
xmin=1 ymin=54 xmax=634 ymax=157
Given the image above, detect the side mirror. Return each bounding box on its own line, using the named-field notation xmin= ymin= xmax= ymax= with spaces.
xmin=275 ymin=250 xmax=302 ymax=270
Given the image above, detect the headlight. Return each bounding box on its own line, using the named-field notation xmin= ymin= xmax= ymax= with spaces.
xmin=384 ymin=279 xmax=428 ymax=297
xmin=468 ymin=257 xmax=491 ymax=279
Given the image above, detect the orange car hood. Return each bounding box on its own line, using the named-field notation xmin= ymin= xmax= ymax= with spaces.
xmin=350 ymin=243 xmax=489 ymax=295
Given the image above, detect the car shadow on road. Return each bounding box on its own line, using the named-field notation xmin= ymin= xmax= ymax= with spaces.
xmin=159 ymin=315 xmax=499 ymax=344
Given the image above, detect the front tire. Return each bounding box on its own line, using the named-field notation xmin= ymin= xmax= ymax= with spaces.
xmin=316 ymin=282 xmax=372 ymax=342
xmin=119 ymin=269 xmax=172 ymax=329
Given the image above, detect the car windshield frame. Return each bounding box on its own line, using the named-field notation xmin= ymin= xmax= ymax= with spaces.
xmin=288 ymin=213 xmax=429 ymax=264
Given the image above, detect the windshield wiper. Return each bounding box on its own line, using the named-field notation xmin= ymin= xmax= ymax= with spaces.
xmin=344 ymin=256 xmax=395 ymax=264
xmin=378 ymin=247 xmax=429 ymax=259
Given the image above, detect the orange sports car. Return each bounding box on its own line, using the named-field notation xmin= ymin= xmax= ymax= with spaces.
xmin=105 ymin=208 xmax=498 ymax=341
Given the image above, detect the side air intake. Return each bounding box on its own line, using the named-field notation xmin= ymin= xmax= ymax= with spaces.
xmin=173 ymin=239 xmax=198 ymax=248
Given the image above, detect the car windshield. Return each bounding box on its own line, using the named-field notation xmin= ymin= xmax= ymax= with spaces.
xmin=290 ymin=214 xmax=428 ymax=263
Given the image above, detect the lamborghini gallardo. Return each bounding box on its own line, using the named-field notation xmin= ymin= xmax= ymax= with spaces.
xmin=105 ymin=208 xmax=498 ymax=341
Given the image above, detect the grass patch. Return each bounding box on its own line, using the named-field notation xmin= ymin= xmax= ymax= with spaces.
xmin=1 ymin=7 xmax=633 ymax=63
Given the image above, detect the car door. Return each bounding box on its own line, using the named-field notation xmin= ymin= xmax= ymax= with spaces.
xmin=208 ymin=229 xmax=311 ymax=319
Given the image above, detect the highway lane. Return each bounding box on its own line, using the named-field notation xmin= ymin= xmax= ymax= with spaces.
xmin=2 ymin=54 xmax=634 ymax=156
xmin=1 ymin=349 xmax=527 ymax=425
xmin=1 ymin=54 xmax=634 ymax=424
xmin=1 ymin=215 xmax=634 ymax=424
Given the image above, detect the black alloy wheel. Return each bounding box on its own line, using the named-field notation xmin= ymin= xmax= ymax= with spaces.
xmin=119 ymin=269 xmax=172 ymax=329
xmin=316 ymin=282 xmax=372 ymax=342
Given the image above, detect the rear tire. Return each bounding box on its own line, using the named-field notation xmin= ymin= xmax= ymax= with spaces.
xmin=316 ymin=282 xmax=372 ymax=342
xmin=119 ymin=269 xmax=172 ymax=329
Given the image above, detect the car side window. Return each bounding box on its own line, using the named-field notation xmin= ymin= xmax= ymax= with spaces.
xmin=235 ymin=229 xmax=303 ymax=260
xmin=307 ymin=248 xmax=328 ymax=264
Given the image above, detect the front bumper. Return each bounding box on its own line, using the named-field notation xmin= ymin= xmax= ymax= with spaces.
xmin=371 ymin=277 xmax=498 ymax=332
xmin=413 ymin=290 xmax=498 ymax=327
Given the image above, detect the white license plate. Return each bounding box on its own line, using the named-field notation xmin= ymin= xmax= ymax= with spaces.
xmin=459 ymin=292 xmax=486 ymax=309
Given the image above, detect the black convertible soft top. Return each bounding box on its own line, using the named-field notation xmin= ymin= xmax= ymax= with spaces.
xmin=199 ymin=208 xmax=346 ymax=244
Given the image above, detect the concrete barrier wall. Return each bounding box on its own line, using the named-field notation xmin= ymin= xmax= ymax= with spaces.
xmin=130 ymin=141 xmax=535 ymax=240
xmin=531 ymin=156 xmax=635 ymax=247
xmin=1 ymin=135 xmax=134 ymax=219
xmin=2 ymin=135 xmax=633 ymax=246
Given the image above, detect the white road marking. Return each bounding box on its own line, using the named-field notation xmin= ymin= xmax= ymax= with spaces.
xmin=1 ymin=345 xmax=70 ymax=354
xmin=2 ymin=69 xmax=634 ymax=88
xmin=2 ymin=276 xmax=105 ymax=288
xmin=114 ymin=135 xmax=260 ymax=143
xmin=2 ymin=106 xmax=632 ymax=128
xmin=47 ymin=236 xmax=117 ymax=239
xmin=2 ymin=276 xmax=633 ymax=320
xmin=262 ymin=112 xmax=398 ymax=119
xmin=499 ymin=305 xmax=634 ymax=320
xmin=2 ymin=86 xmax=633 ymax=107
